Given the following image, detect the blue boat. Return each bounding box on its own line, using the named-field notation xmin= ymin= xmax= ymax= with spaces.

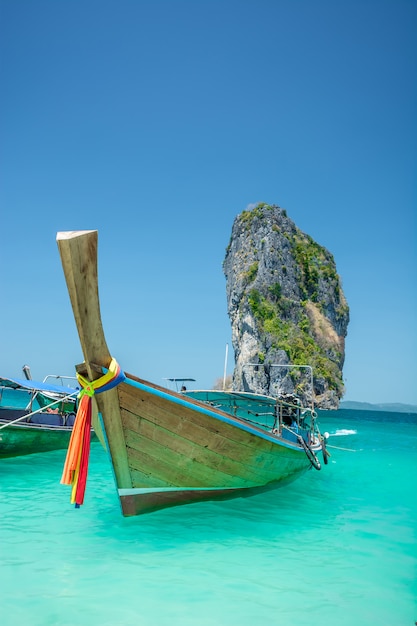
xmin=0 ymin=371 xmax=80 ymax=458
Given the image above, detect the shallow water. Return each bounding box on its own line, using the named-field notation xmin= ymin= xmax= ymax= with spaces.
xmin=1 ymin=409 xmax=416 ymax=625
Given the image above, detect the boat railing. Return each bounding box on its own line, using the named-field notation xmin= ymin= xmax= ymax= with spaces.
xmin=0 ymin=388 xmax=79 ymax=431
xmin=0 ymin=385 xmax=32 ymax=409
xmin=0 ymin=385 xmax=43 ymax=413
xmin=182 ymin=388 xmax=320 ymax=442
xmin=243 ymin=362 xmax=315 ymax=413
xmin=42 ymin=374 xmax=78 ymax=388
xmin=29 ymin=375 xmax=78 ymax=412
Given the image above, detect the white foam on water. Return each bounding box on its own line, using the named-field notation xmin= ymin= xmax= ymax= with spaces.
xmin=331 ymin=428 xmax=357 ymax=436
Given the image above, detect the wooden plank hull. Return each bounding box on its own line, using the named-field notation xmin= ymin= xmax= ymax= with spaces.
xmin=119 ymin=480 xmax=302 ymax=516
xmin=96 ymin=374 xmax=314 ymax=515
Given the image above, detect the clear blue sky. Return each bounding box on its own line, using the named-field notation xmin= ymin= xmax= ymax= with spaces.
xmin=1 ymin=0 xmax=416 ymax=405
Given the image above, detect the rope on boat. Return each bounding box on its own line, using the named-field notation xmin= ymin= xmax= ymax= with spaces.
xmin=0 ymin=391 xmax=78 ymax=431
xmin=280 ymin=424 xmax=322 ymax=470
xmin=326 ymin=443 xmax=358 ymax=452
xmin=320 ymin=435 xmax=330 ymax=464
xmin=297 ymin=434 xmax=321 ymax=470
xmin=61 ymin=358 xmax=125 ymax=508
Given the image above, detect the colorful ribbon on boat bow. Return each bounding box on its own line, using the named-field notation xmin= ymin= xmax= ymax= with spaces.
xmin=61 ymin=358 xmax=125 ymax=508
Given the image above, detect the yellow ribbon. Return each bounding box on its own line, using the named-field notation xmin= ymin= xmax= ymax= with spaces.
xmin=76 ymin=357 xmax=120 ymax=397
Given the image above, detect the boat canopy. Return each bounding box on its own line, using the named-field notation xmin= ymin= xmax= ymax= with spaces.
xmin=164 ymin=378 xmax=196 ymax=382
xmin=0 ymin=376 xmax=79 ymax=396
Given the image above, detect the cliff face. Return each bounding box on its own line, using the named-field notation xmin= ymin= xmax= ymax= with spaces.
xmin=223 ymin=203 xmax=349 ymax=409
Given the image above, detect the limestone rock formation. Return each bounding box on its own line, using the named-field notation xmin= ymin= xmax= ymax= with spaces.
xmin=223 ymin=203 xmax=349 ymax=409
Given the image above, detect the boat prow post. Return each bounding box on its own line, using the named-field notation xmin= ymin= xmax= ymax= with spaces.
xmin=56 ymin=230 xmax=131 ymax=490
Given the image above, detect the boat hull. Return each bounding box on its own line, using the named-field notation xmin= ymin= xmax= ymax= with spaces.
xmin=0 ymin=409 xmax=97 ymax=458
xmin=96 ymin=374 xmax=315 ymax=515
xmin=0 ymin=375 xmax=80 ymax=458
xmin=0 ymin=421 xmax=73 ymax=458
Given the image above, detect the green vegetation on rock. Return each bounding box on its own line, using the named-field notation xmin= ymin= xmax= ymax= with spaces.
xmin=248 ymin=288 xmax=343 ymax=393
xmin=291 ymin=233 xmax=338 ymax=302
xmin=224 ymin=202 xmax=349 ymax=407
xmin=245 ymin=261 xmax=259 ymax=283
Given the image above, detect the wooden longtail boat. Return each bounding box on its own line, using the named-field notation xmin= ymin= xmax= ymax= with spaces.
xmin=0 ymin=374 xmax=80 ymax=458
xmin=57 ymin=230 xmax=328 ymax=517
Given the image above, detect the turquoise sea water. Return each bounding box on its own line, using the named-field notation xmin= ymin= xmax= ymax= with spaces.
xmin=1 ymin=409 xmax=416 ymax=626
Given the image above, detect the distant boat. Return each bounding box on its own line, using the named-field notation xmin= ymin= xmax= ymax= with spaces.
xmin=57 ymin=230 xmax=329 ymax=517
xmin=0 ymin=373 xmax=79 ymax=458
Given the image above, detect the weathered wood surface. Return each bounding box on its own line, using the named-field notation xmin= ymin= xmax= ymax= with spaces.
xmin=56 ymin=231 xmax=131 ymax=488
xmin=117 ymin=378 xmax=308 ymax=490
